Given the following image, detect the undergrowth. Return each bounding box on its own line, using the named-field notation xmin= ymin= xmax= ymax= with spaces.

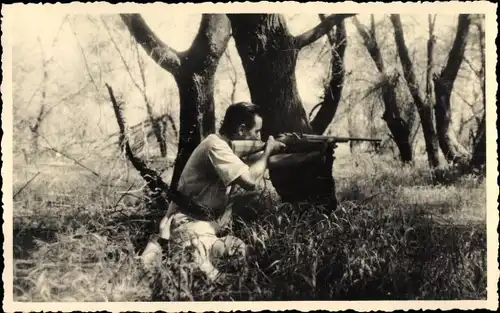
xmin=12 ymin=154 xmax=487 ymax=301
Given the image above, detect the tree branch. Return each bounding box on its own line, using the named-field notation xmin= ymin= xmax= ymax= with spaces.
xmin=120 ymin=14 xmax=182 ymax=76
xmin=106 ymin=83 xmax=213 ymax=215
xmin=438 ymin=14 xmax=472 ymax=84
xmin=390 ymin=14 xmax=425 ymax=106
xmin=426 ymin=14 xmax=437 ymax=102
xmin=318 ymin=14 xmax=335 ymax=45
xmin=106 ymin=83 xmax=169 ymax=193
xmin=352 ymin=16 xmax=385 ymax=73
xmin=310 ymin=19 xmax=347 ymax=134
xmin=294 ymin=14 xmax=355 ymax=49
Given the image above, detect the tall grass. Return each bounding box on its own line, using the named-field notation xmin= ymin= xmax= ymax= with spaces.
xmin=12 ymin=153 xmax=487 ymax=301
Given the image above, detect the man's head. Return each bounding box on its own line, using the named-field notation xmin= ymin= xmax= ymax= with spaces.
xmin=219 ymin=102 xmax=263 ymax=140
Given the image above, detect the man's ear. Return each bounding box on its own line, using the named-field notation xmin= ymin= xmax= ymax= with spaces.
xmin=238 ymin=123 xmax=246 ymax=135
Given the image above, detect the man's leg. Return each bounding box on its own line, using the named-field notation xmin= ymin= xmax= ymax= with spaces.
xmin=209 ymin=235 xmax=248 ymax=275
xmin=173 ymin=218 xmax=224 ymax=281
xmin=210 ymin=235 xmax=247 ymax=259
xmin=188 ymin=234 xmax=221 ymax=281
xmin=141 ymin=213 xmax=174 ymax=268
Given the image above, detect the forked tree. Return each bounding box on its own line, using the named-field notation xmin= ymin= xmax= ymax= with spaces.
xmin=120 ymin=13 xmax=355 ymax=210
xmin=390 ymin=14 xmax=441 ymax=169
xmin=391 ymin=14 xmax=484 ymax=171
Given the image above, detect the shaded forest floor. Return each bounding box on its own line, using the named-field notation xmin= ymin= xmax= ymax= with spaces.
xmin=12 ymin=150 xmax=487 ymax=301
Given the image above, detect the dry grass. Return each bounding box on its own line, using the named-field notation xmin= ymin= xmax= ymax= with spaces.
xmin=12 ymin=151 xmax=487 ymax=301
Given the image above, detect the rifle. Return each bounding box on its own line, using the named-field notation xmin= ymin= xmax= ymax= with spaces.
xmin=229 ymin=132 xmax=383 ymax=158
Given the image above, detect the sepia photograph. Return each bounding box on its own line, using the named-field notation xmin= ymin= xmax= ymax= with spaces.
xmin=2 ymin=2 xmax=498 ymax=312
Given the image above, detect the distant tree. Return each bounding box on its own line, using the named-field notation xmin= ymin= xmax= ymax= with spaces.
xmin=392 ymin=14 xmax=485 ymax=173
xmin=352 ymin=15 xmax=413 ymax=163
xmin=390 ymin=14 xmax=441 ymax=169
xmin=468 ymin=15 xmax=486 ymax=171
xmin=28 ymin=37 xmax=50 ymax=153
xmin=432 ymin=14 xmax=473 ymax=165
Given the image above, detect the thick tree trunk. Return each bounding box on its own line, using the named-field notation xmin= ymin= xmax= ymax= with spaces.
xmin=170 ymin=73 xmax=216 ymax=191
xmin=433 ymin=14 xmax=472 ymax=164
xmin=228 ymin=14 xmax=349 ymax=208
xmin=353 ymin=16 xmax=412 ymax=163
xmin=390 ymin=14 xmax=441 ymax=168
xmin=121 ymin=14 xmax=231 ymax=191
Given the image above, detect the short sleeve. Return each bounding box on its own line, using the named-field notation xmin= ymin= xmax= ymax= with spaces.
xmin=208 ymin=139 xmax=250 ymax=187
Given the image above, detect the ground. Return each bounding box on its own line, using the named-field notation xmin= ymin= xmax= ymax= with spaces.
xmin=12 ymin=146 xmax=487 ymax=301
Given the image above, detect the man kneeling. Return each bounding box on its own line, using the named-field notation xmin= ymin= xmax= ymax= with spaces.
xmin=141 ymin=102 xmax=286 ymax=281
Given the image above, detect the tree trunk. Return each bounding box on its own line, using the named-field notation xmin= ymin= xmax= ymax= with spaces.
xmin=121 ymin=14 xmax=231 ymax=191
xmin=390 ymin=14 xmax=441 ymax=168
xmin=171 ymin=72 xmax=216 ymax=191
xmin=469 ymin=112 xmax=485 ymax=170
xmin=310 ymin=16 xmax=347 ymax=135
xmin=433 ymin=14 xmax=472 ymax=164
xmin=228 ymin=14 xmax=352 ymax=208
xmin=353 ymin=16 xmax=412 ymax=163
xmin=468 ymin=17 xmax=486 ymax=172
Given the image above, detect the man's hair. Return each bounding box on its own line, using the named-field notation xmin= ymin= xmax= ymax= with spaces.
xmin=219 ymin=102 xmax=261 ymax=137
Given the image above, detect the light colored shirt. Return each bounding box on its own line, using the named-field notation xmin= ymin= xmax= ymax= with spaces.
xmin=166 ymin=134 xmax=250 ymax=218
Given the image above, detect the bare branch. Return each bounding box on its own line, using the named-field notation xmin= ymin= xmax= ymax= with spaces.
xmin=67 ymin=16 xmax=101 ymax=92
xmin=106 ymin=83 xmax=211 ymax=215
xmin=106 ymin=83 xmax=168 ymax=190
xmin=426 ymin=14 xmax=437 ymax=102
xmin=120 ymin=14 xmax=182 ymax=76
xmin=14 ymin=172 xmax=41 ymax=200
xmin=390 ymin=14 xmax=425 ymax=106
xmin=310 ymin=19 xmax=347 ymax=134
xmin=352 ymin=16 xmax=385 ymax=73
xmin=438 ymin=14 xmax=472 ymax=84
xmin=294 ymin=14 xmax=355 ymax=49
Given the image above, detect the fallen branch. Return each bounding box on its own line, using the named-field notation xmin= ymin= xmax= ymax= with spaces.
xmin=45 ymin=146 xmax=100 ymax=178
xmin=105 ymin=83 xmax=213 ymax=217
xmin=14 ymin=172 xmax=41 ymax=200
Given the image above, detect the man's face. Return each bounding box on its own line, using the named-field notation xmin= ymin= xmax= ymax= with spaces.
xmin=238 ymin=115 xmax=262 ymax=140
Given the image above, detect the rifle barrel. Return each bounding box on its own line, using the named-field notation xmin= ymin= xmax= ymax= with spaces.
xmin=300 ymin=134 xmax=382 ymax=142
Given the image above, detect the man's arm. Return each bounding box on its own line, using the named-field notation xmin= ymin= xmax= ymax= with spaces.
xmin=208 ymin=135 xmax=285 ymax=192
xmin=234 ymin=147 xmax=273 ymax=191
xmin=233 ymin=136 xmax=286 ymax=191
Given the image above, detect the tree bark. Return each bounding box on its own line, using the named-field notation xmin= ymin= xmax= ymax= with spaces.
xmin=310 ymin=15 xmax=347 ymax=135
xmin=228 ymin=14 xmax=351 ymax=208
xmin=469 ymin=18 xmax=486 ymax=171
xmin=469 ymin=112 xmax=485 ymax=170
xmin=390 ymin=14 xmax=441 ymax=168
xmin=433 ymin=14 xmax=472 ymax=164
xmin=121 ymin=14 xmax=231 ymax=191
xmin=353 ymin=16 xmax=413 ymax=163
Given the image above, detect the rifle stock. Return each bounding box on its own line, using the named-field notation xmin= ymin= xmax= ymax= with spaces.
xmin=229 ymin=133 xmax=382 ymax=158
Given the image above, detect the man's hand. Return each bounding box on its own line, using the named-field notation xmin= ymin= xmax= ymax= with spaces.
xmin=264 ymin=135 xmax=287 ymax=155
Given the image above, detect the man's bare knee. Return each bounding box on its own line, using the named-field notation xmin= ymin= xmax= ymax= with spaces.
xmin=211 ymin=235 xmax=247 ymax=259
